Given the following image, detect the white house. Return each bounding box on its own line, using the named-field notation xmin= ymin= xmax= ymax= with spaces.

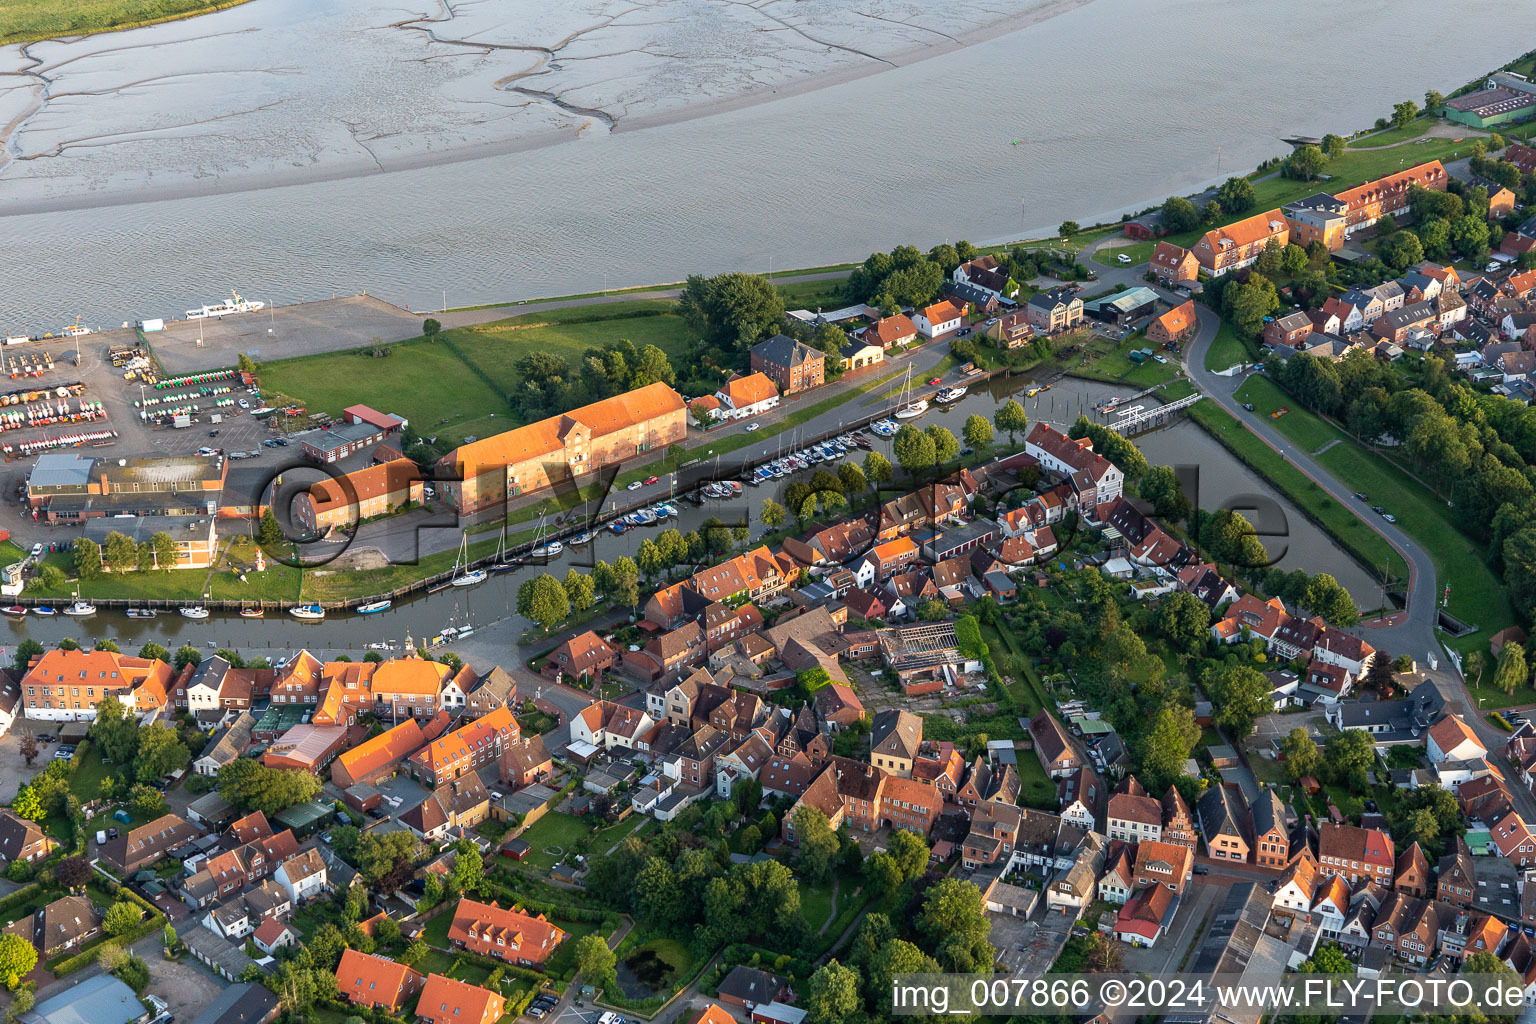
xmin=201 ymin=902 xmax=252 ymax=941
xmin=715 ymin=372 xmax=780 ymax=421
xmin=1272 ymin=861 xmax=1316 ymax=915
xmin=1097 ymin=851 xmax=1133 ymax=905
xmin=184 ymin=657 xmax=230 ymax=714
xmin=274 ymin=849 xmax=327 ymax=905
xmin=1311 ymin=875 xmax=1349 ymax=939
xmin=438 ymin=674 xmax=469 ymax=712
xmin=912 ymin=300 xmax=964 ymax=338
xmin=1427 ymin=715 xmax=1487 ymax=765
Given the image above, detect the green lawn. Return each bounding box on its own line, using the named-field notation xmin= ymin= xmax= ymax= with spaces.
xmin=0 ymin=0 xmax=254 ymax=44
xmin=1235 ymin=376 xmax=1348 ymax=454
xmin=512 ymin=811 xmax=648 ymax=872
xmin=1204 ymin=322 xmax=1253 ymax=372
xmin=1196 ymin=387 xmax=1515 ymax=652
xmin=1082 ymin=333 xmax=1182 ymax=388
xmin=1090 ymin=240 xmax=1156 ymax=268
xmin=774 ymin=279 xmax=851 ymax=309
xmin=1185 ymin=398 xmax=1394 ymax=573
xmin=1242 ymin=137 xmax=1478 ymax=215
xmin=446 ymin=301 xmax=696 ymax=397
xmin=1346 ymin=121 xmax=1440 ymax=149
xmin=799 ymin=878 xmax=836 ymax=933
xmin=69 ymin=746 xmax=116 ymax=803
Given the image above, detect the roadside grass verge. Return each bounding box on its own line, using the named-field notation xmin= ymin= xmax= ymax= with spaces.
xmin=1234 ymin=376 xmax=1348 ymax=454
xmin=1090 ymin=240 xmax=1156 ymax=267
xmin=1203 ymin=322 xmax=1253 ymax=372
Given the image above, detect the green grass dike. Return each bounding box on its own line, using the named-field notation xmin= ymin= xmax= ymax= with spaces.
xmin=1 ymin=0 xmax=256 ymax=44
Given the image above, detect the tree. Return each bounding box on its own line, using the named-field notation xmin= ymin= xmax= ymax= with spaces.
xmin=1424 ymin=89 xmax=1444 ymax=115
xmin=1160 ymin=195 xmax=1202 ymax=233
xmin=914 ymin=877 xmax=995 ymax=972
xmin=862 ymin=850 xmax=902 ymax=898
xmin=888 ymin=829 xmax=929 ymax=881
xmin=12 ymin=638 xmax=41 ymax=677
xmin=1321 ymin=133 xmax=1346 ymax=159
xmin=1392 ymin=99 xmax=1420 ymax=129
xmin=575 ymin=933 xmax=616 ymax=990
xmin=636 ymin=539 xmax=664 ymax=580
xmin=356 ymin=831 xmax=427 ymax=888
xmin=72 ymin=538 xmax=102 ymax=580
xmin=449 ymin=839 xmax=484 ymax=896
xmin=519 ymin=573 xmax=569 ymax=631
xmin=1378 ymin=230 xmax=1424 ymax=271
xmin=103 ymin=901 xmax=141 ymax=936
xmin=90 ymin=697 xmax=138 ymax=767
xmin=1138 ymin=464 xmax=1191 ymax=521
xmin=1139 ymin=705 xmax=1201 ymax=791
xmin=130 ymin=783 xmax=165 ymax=817
xmin=760 ymin=498 xmax=786 ymax=531
xmin=1058 ymin=220 xmax=1080 ymax=238
xmin=10 ymin=786 xmax=42 ymax=823
xmin=862 ymin=450 xmax=893 ymax=487
xmin=915 ymin=598 xmax=949 ymax=621
xmin=1217 ymin=176 xmax=1256 ymax=215
xmin=961 ymin=414 xmax=993 ymax=453
xmin=1281 ymin=726 xmax=1321 ymax=781
xmin=137 ymin=642 xmax=168 ymax=663
xmin=837 ymin=461 xmax=867 ymax=494
xmin=217 ymin=758 xmax=322 ymax=815
xmin=1303 ymin=573 xmax=1358 ymax=627
xmin=1302 ymin=942 xmax=1354 ymax=974
xmin=1156 ymin=592 xmax=1210 ymax=655
xmin=1203 ymin=664 xmax=1271 ymax=737
xmin=803 ymin=960 xmax=861 ymax=1024
xmin=676 ymin=272 xmax=786 ymax=350
xmin=1324 ymin=729 xmax=1377 ymax=788
xmin=1199 ymin=507 xmax=1270 ymax=569
xmin=0 ymin=933 xmax=37 ymax=989
xmin=174 ymin=643 xmax=201 ymax=671
xmin=1256 ymin=237 xmax=1284 ymax=277
xmin=562 ymin=569 xmax=595 ymax=613
xmin=135 ymin=723 xmax=190 ymax=783
xmin=793 ymin=806 xmax=840 ymax=883
xmin=55 ymin=855 xmax=90 ymax=891
xmin=95 ymin=640 xmax=118 ymax=654
xmin=994 ymin=398 xmax=1029 ymax=443
xmin=925 ymin=425 xmax=959 ymax=466
xmin=893 ymin=424 xmax=937 ymax=477
xmin=149 ymin=532 xmax=178 ymax=572
xmin=1223 ymin=272 xmax=1280 ymax=338
xmin=1495 ymin=641 xmax=1527 ymax=696
xmin=256 ymin=509 xmax=283 ymax=548
xmin=1451 ymin=213 xmax=1491 ymax=260
xmin=102 ymin=531 xmax=136 ymax=574
xmin=1281 ymin=243 xmax=1309 ymax=274
xmin=1284 ymin=145 xmax=1327 ymax=181
xmin=18 ymin=735 xmax=37 ymax=768
xmin=421 ymin=317 xmax=441 ymax=341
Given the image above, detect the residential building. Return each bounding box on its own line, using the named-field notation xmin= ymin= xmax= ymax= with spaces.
xmin=865 ymin=314 xmax=917 ymax=349
xmin=1148 ymin=300 xmax=1196 ymax=345
xmin=336 ymin=948 xmax=424 ymax=1011
xmin=1149 ymin=242 xmax=1200 ymax=287
xmin=408 ymin=705 xmax=519 ymax=785
xmin=912 ymin=300 xmax=964 ymax=338
xmin=1334 ymin=161 xmax=1448 ymax=236
xmin=869 ymin=709 xmax=921 ymax=778
xmin=1029 ymin=710 xmax=1078 ymax=777
xmin=0 ymin=810 xmax=53 ymax=866
xmin=97 ymin=813 xmax=200 ymax=874
xmin=543 ymin=631 xmax=618 ymax=683
xmin=750 ymin=335 xmax=825 ymax=395
xmin=715 ymin=372 xmax=780 ymax=420
xmin=447 ymin=898 xmax=568 ymax=966
xmin=1428 ymin=714 xmax=1487 ymax=764
xmin=1106 ymin=776 xmax=1162 ymax=843
xmin=1024 ymin=287 xmax=1084 ymax=333
xmin=416 ymin=974 xmax=505 ymax=1024
xmin=1024 ymin=422 xmax=1124 ymax=505
xmin=1193 ymin=209 xmax=1289 ymax=275
xmin=1318 ymin=821 xmax=1395 ymax=885
xmin=293 ymin=458 xmax=423 ymax=533
xmin=21 ymin=648 xmax=174 ymax=722
xmin=274 ymin=848 xmax=327 ymax=904
xmin=1196 ymin=784 xmax=1251 ymax=862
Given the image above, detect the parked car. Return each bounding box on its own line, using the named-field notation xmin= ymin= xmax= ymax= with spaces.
xmin=1354 ymin=492 xmax=1368 ymax=501
xmin=1117 ymin=253 xmax=1132 ymax=264
xmin=643 ymin=476 xmax=659 ymax=485
xmin=745 ymin=423 xmax=760 ymax=432
xmin=927 ymin=377 xmax=943 ymax=385
xmin=626 ymin=481 xmax=642 ymax=491
xmin=208 ymin=429 xmax=219 ymax=437
xmin=1383 ymin=513 xmax=1397 ymax=523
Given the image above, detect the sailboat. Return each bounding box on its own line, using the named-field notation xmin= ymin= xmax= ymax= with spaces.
xmin=894 ymin=366 xmax=928 ymax=420
xmin=530 ymin=515 xmax=563 ymax=559
xmin=492 ymin=525 xmax=523 ymax=573
xmin=449 ymin=533 xmax=488 ymax=587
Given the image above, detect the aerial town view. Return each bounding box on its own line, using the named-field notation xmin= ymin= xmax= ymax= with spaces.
xmin=8 ymin=2 xmax=1536 ymax=1024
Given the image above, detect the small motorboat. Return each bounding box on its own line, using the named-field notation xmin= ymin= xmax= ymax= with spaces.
xmin=632 ymin=508 xmax=657 ymax=526
xmin=356 ymin=600 xmax=392 ymax=614
xmin=652 ymin=504 xmax=670 ymax=520
xmin=531 ymin=540 xmax=564 ymax=559
xmin=657 ymin=503 xmax=679 ymax=518
xmin=1 ymin=606 xmax=26 ymax=618
xmin=451 ymin=568 xmax=488 ymax=587
xmin=179 ymin=606 xmax=208 ymax=620
xmin=935 ymin=386 xmax=968 ymax=404
xmin=608 ymin=520 xmax=628 ymax=535
xmin=32 ymin=606 xmax=57 ymax=617
xmin=238 ymin=608 xmax=264 ymax=618
xmin=491 ymin=557 xmax=524 ymax=573
xmin=289 ymin=604 xmax=325 ymax=621
xmin=125 ymin=608 xmax=156 ymax=619
xmin=64 ymin=599 xmax=96 ymax=617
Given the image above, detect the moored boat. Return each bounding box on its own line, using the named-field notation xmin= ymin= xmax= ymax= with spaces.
xmin=935 ymin=386 xmax=967 ymax=403
xmin=895 ymin=399 xmax=929 ymax=419
xmin=1 ymin=606 xmax=25 ymax=618
xmin=179 ymin=605 xmax=208 ymax=619
xmin=531 ymin=540 xmax=564 ymax=559
xmin=238 ymin=608 xmax=264 ymax=618
xmin=357 ymin=600 xmax=392 ymax=614
xmin=450 ymin=568 xmax=488 ymax=587
xmin=125 ymin=608 xmax=156 ymax=619
xmin=32 ymin=606 xmax=57 ymax=617
xmin=289 ymin=603 xmax=325 ymax=621
xmin=570 ymin=531 xmax=594 ymax=546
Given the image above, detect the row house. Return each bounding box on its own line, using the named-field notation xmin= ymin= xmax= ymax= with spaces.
xmin=1106 ymin=776 xmax=1162 ymax=843
xmin=663 ymin=724 xmax=730 ymax=790
xmin=21 ymin=648 xmax=174 ymax=722
xmin=1024 ymin=422 xmax=1124 ymax=506
xmin=1193 ymin=208 xmax=1289 ymax=275
xmin=622 ymin=621 xmax=706 ymax=683
xmin=1318 ymin=821 xmax=1395 ymax=886
xmin=1334 ymin=160 xmax=1447 ymax=236
xmin=408 ymin=705 xmax=519 ymax=785
xmin=181 ymin=828 xmax=299 ymax=910
xmin=446 ymin=898 xmax=567 ymax=967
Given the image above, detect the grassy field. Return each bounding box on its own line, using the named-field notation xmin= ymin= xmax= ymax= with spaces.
xmin=1080 ymin=332 xmax=1182 ymax=388
xmin=511 ymin=811 xmax=647 ymax=872
xmin=445 ymin=301 xmax=696 ymax=396
xmin=799 ymin=878 xmax=837 ymax=933
xmin=1196 ymin=387 xmax=1514 ymax=651
xmin=1090 ymin=240 xmax=1156 ymax=268
xmin=0 ymin=0 xmax=252 ymax=44
xmin=1243 ymin=136 xmax=1476 ymax=214
xmin=1204 ymin=323 xmax=1253 ymax=372
xmin=1235 ymin=376 xmax=1347 ymax=454
xmin=1346 ymin=121 xmax=1441 ymax=149
xmin=1186 ymin=398 xmax=1394 ymax=574
xmin=259 ymin=337 xmax=508 ymax=447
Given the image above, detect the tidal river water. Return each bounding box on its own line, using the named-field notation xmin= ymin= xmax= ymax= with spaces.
xmin=0 ymin=0 xmax=1523 ymax=329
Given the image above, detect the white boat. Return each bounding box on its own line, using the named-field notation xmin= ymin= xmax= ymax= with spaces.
xmin=238 ymin=607 xmax=264 ymax=618
xmin=652 ymin=504 xmax=671 ymax=520
xmin=63 ymin=597 xmax=95 ymax=617
xmin=63 ymin=324 xmax=92 ymax=338
xmin=179 ymin=606 xmax=209 ymax=619
xmin=449 ymin=533 xmax=487 ymax=587
xmin=451 ymin=568 xmax=488 ymax=587
xmin=632 ymin=508 xmax=657 ymax=525
xmin=32 ymin=606 xmax=56 ymax=617
xmin=570 ymin=531 xmax=594 ymax=547
xmin=357 ymin=600 xmax=392 ymax=614
xmin=125 ymin=608 xmax=156 ymax=619
xmin=289 ymin=604 xmax=325 ymax=621
xmin=869 ymin=419 xmax=897 ymax=437
xmin=532 ymin=540 xmax=564 ymax=559
xmin=895 ymin=399 xmax=929 ymax=419
xmin=658 ymin=503 xmax=679 ymax=518
xmin=186 ymin=290 xmax=265 ymax=320
xmin=935 ymin=386 xmax=968 ymax=403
